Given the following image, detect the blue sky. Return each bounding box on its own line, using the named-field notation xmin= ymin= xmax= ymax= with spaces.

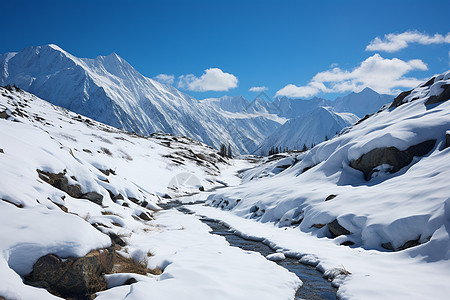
xmin=1 ymin=0 xmax=449 ymax=101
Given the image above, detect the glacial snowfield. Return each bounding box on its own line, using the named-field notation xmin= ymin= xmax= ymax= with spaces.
xmin=203 ymin=71 xmax=450 ymax=299
xmin=0 ymin=87 xmax=299 ymax=299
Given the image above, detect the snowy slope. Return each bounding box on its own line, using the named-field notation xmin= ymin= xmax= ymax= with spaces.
xmin=255 ymin=107 xmax=359 ymax=155
xmin=205 ymin=71 xmax=450 ymax=299
xmin=0 ymin=45 xmax=282 ymax=154
xmin=0 ymin=86 xmax=301 ymax=299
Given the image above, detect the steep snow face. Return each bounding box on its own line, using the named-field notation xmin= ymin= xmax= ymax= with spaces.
xmin=332 ymin=87 xmax=393 ymax=118
xmin=255 ymin=107 xmax=359 ymax=155
xmin=0 ymin=45 xmax=281 ymax=154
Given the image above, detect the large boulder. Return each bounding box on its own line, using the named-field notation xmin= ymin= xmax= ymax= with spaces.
xmin=425 ymin=84 xmax=450 ymax=105
xmin=328 ymin=219 xmax=351 ymax=237
xmin=350 ymin=140 xmax=436 ymax=180
xmin=26 ymin=249 xmax=114 ymax=298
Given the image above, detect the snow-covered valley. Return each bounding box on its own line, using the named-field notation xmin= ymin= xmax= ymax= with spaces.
xmin=1 ymin=61 xmax=450 ymax=299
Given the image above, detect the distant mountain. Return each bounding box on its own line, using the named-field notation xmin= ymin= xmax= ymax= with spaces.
xmin=0 ymin=44 xmax=393 ymax=155
xmin=254 ymin=107 xmax=359 ymax=155
xmin=0 ymin=45 xmax=282 ymax=154
xmin=332 ymin=87 xmax=393 ymax=118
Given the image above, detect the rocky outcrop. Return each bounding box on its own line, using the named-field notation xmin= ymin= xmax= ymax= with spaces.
xmin=425 ymin=84 xmax=450 ymax=105
xmin=25 ymin=249 xmax=114 ymax=299
xmin=389 ymin=89 xmax=413 ymax=108
xmin=446 ymin=132 xmax=450 ymax=149
xmin=325 ymin=194 xmax=337 ymax=201
xmin=328 ymin=219 xmax=351 ymax=237
xmin=37 ymin=170 xmax=104 ymax=205
xmin=350 ymin=140 xmax=436 ymax=180
xmin=381 ymin=235 xmax=423 ymax=252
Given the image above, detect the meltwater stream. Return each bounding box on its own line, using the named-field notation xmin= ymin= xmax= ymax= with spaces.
xmin=160 ymin=201 xmax=337 ymax=300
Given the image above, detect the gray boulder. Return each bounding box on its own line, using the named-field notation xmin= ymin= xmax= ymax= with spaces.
xmin=350 ymin=140 xmax=436 ymax=180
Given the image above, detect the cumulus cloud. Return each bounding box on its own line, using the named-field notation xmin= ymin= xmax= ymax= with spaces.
xmin=249 ymin=86 xmax=268 ymax=92
xmin=276 ymin=54 xmax=428 ymax=98
xmin=366 ymin=31 xmax=450 ymax=52
xmin=177 ymin=68 xmax=238 ymax=92
xmin=153 ymin=74 xmax=175 ymax=85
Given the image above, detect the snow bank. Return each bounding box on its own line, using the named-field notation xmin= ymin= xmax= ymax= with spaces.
xmin=96 ymin=209 xmax=301 ymax=300
xmin=204 ymin=71 xmax=450 ymax=299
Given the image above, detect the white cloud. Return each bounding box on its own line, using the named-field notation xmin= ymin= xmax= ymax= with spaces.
xmin=249 ymin=86 xmax=268 ymax=92
xmin=153 ymin=74 xmax=175 ymax=85
xmin=177 ymin=68 xmax=238 ymax=92
xmin=276 ymin=54 xmax=428 ymax=98
xmin=366 ymin=31 xmax=450 ymax=52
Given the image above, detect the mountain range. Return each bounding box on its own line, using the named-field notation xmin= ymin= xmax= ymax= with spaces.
xmin=0 ymin=44 xmax=393 ymax=154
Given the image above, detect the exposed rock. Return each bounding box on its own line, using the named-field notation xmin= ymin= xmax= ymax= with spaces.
xmin=37 ymin=170 xmax=83 ymax=198
xmin=0 ymin=148 xmax=3 ymax=153
xmin=426 ymin=84 xmax=450 ymax=105
xmin=340 ymin=241 xmax=355 ymax=246
xmin=129 ymin=197 xmax=140 ymax=205
xmin=421 ymin=76 xmax=436 ymax=87
xmin=328 ymin=219 xmax=351 ymax=237
xmin=98 ymin=168 xmax=116 ymax=176
xmin=26 ymin=249 xmax=114 ymax=299
xmin=325 ymin=194 xmax=337 ymax=201
xmin=0 ymin=110 xmax=9 ymax=119
xmin=389 ymin=89 xmax=413 ymax=108
xmin=111 ymin=235 xmax=126 ymax=248
xmin=138 ymin=212 xmax=152 ymax=221
xmin=350 ymin=140 xmax=436 ymax=180
xmin=382 ymin=236 xmax=422 ymax=252
xmin=123 ymin=278 xmax=138 ymax=285
xmin=311 ymin=224 xmax=326 ymax=229
xmin=446 ymin=133 xmax=450 ymax=149
xmin=37 ymin=170 xmax=104 ymax=205
xmin=83 ymin=192 xmax=104 ymax=206
xmin=1 ymin=198 xmax=23 ymax=208
xmin=381 ymin=242 xmax=394 ymax=251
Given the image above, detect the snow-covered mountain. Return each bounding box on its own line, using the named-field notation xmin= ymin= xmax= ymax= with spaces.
xmin=0 ymin=45 xmax=283 ymax=154
xmin=205 ymin=71 xmax=450 ymax=299
xmin=255 ymin=107 xmax=359 ymax=155
xmin=0 ymin=45 xmax=393 ymax=155
xmin=332 ymin=87 xmax=393 ymax=118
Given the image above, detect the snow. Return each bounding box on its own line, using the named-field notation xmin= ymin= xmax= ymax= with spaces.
xmin=0 ymin=45 xmax=392 ymax=155
xmin=266 ymin=252 xmax=286 ymax=261
xmin=203 ymin=71 xmax=450 ymax=299
xmin=96 ymin=209 xmax=301 ymax=300
xmin=0 ymin=86 xmax=237 ymax=299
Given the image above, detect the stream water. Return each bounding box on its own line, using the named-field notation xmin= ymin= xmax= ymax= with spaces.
xmin=160 ymin=201 xmax=337 ymax=300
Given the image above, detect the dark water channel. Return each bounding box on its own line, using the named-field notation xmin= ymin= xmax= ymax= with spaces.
xmin=160 ymin=201 xmax=337 ymax=300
